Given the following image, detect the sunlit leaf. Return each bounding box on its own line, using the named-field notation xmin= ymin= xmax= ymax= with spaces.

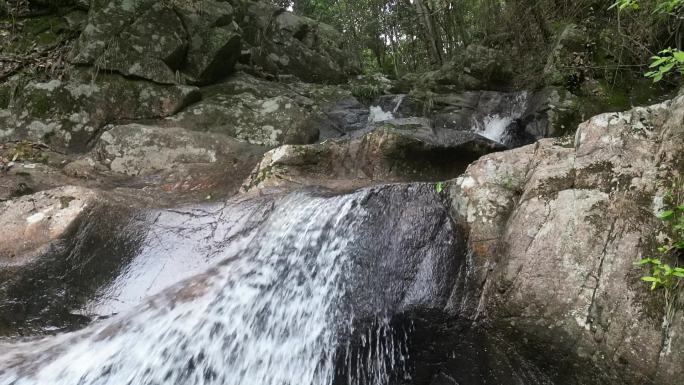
xmin=660 ymin=210 xmax=674 ymax=219
xmin=673 ymin=50 xmax=684 ymax=63
xmin=650 ymin=57 xmax=668 ymax=68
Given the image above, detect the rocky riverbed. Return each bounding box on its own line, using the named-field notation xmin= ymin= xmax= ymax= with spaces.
xmin=0 ymin=1 xmax=682 ymax=384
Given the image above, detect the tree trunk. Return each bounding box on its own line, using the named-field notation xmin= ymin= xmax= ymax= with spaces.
xmin=414 ymin=0 xmax=443 ymax=65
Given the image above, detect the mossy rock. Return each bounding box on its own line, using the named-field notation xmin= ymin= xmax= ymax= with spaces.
xmin=6 ymin=73 xmax=200 ymax=151
xmin=0 ymin=83 xmax=13 ymax=109
xmin=2 ymin=14 xmax=70 ymax=54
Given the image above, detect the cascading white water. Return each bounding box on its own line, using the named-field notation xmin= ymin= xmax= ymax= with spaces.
xmin=368 ymin=94 xmax=406 ymax=123
xmin=340 ymin=316 xmax=412 ymax=385
xmin=472 ymin=91 xmax=529 ymax=144
xmin=473 ymin=114 xmax=514 ymax=143
xmin=0 ymin=191 xmax=400 ymax=385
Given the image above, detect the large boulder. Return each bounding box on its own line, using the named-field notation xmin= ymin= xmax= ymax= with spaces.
xmin=165 ymin=72 xmax=360 ymax=146
xmin=242 ymin=120 xmax=503 ymax=192
xmin=176 ymin=0 xmax=242 ymax=84
xmin=0 ymin=74 xmax=199 ymax=151
xmin=447 ymin=96 xmax=684 ymax=384
xmin=236 ymin=0 xmax=359 ymax=83
xmin=398 ymin=45 xmax=513 ymax=93
xmin=166 ymin=73 xmax=319 ymax=146
xmin=72 ymin=0 xmax=242 ymax=85
xmin=93 ymin=123 xmax=266 ymax=196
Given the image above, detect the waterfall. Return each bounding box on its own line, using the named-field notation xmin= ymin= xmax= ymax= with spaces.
xmin=472 ymin=91 xmax=530 ymax=144
xmin=391 ymin=95 xmax=406 ymax=114
xmin=368 ymin=94 xmax=406 ymax=123
xmin=0 ymin=191 xmax=391 ymax=385
xmin=368 ymin=106 xmax=394 ymax=122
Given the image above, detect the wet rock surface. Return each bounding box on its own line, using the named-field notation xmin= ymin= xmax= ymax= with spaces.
xmin=93 ymin=123 xmax=265 ymax=192
xmin=0 ymin=183 xmax=552 ymax=385
xmin=1 ymin=1 xmax=682 ymax=384
xmin=0 ymin=186 xmax=142 ymax=335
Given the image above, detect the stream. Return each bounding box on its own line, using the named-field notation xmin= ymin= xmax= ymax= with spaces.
xmin=0 ymin=184 xmax=553 ymax=385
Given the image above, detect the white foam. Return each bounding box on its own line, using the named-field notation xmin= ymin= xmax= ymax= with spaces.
xmin=474 ymin=114 xmax=514 ymax=143
xmin=0 ymin=192 xmax=369 ymax=385
xmin=369 ymin=106 xmax=394 ymax=122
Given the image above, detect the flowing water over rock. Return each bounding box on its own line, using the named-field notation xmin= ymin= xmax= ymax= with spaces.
xmin=0 ymin=185 xmax=495 ymax=385
xmin=371 ymin=91 xmax=535 ymax=148
xmin=0 ymin=191 xmax=359 ymax=385
xmin=471 ymin=92 xmax=529 ymax=144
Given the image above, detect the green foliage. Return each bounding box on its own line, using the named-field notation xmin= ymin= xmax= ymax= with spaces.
xmin=435 ymin=181 xmax=444 ymax=193
xmin=635 ymin=258 xmax=684 ymax=290
xmin=360 ymin=48 xmax=381 ymax=74
xmin=645 ymin=48 xmax=684 ymax=82
xmin=610 ymin=0 xmax=684 ymax=14
xmin=609 ymin=0 xmax=640 ymax=11
xmin=635 ymin=186 xmax=684 ymax=291
xmin=350 ymin=83 xmax=381 ymax=103
xmin=634 ymin=184 xmax=684 ymax=336
xmin=653 ymin=0 xmax=684 ymax=14
xmin=609 ymin=0 xmax=684 ymax=82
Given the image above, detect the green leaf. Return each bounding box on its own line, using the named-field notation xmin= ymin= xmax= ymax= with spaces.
xmin=635 ymin=258 xmax=660 ymax=265
xmin=435 ymin=182 xmax=444 ymax=193
xmin=650 ymin=57 xmax=668 ymax=68
xmin=661 ymin=62 xmax=676 ymax=73
xmin=660 ymin=210 xmax=675 ymax=219
xmin=673 ymin=50 xmax=684 ymax=63
xmin=653 ymin=72 xmax=664 ymax=82
xmin=641 ymin=276 xmax=660 ymax=282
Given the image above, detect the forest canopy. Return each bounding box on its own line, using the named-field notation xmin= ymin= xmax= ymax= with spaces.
xmin=269 ymin=0 xmax=684 ymax=85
